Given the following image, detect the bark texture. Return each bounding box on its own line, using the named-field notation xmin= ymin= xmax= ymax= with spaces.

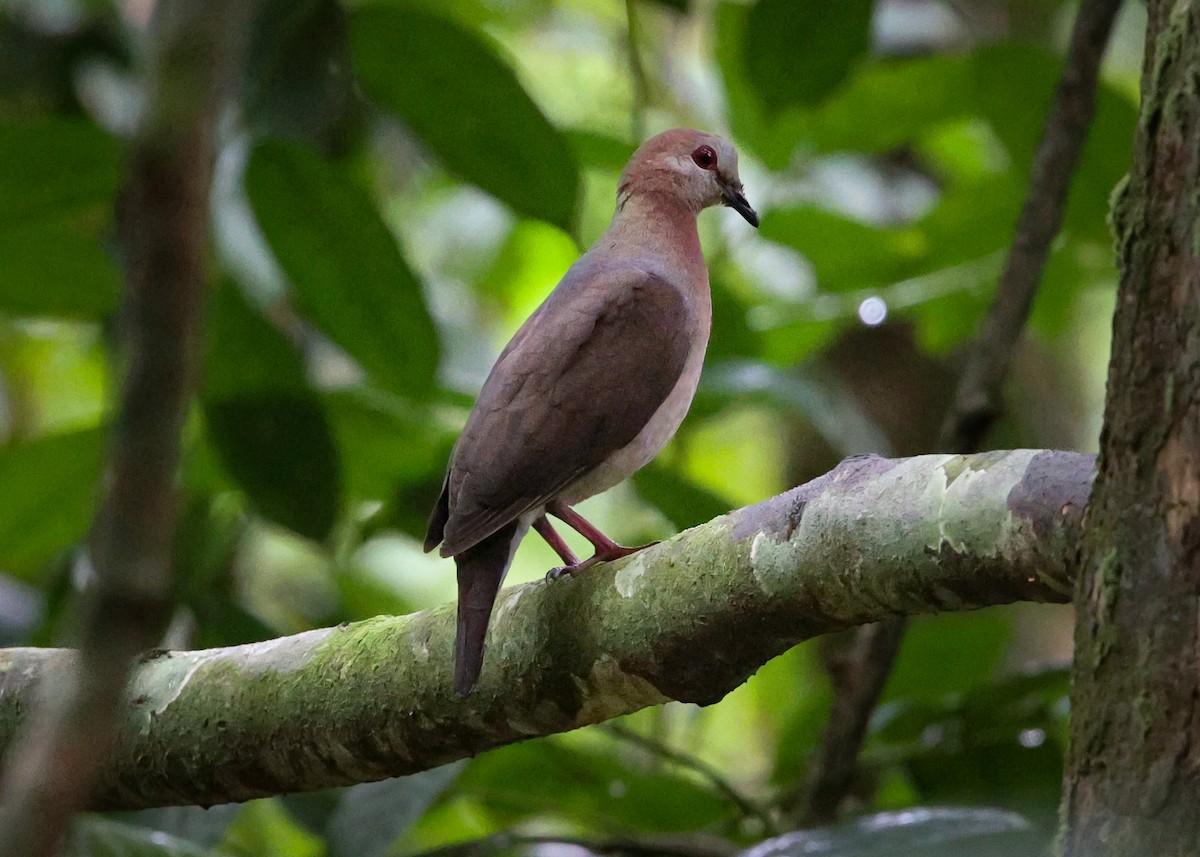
xmin=1061 ymin=2 xmax=1200 ymax=853
xmin=0 ymin=450 xmax=1093 ymax=811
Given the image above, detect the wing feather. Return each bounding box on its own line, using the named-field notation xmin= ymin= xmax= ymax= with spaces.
xmin=437 ymin=264 xmax=693 ymax=556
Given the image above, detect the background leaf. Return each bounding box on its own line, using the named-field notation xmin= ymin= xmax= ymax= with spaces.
xmin=245 ymin=140 xmax=439 ymax=398
xmin=455 ymin=739 xmax=733 ymax=833
xmin=204 ymin=396 xmax=340 ymax=541
xmin=65 ymin=817 xmax=223 ymax=857
xmin=742 ymin=0 xmax=874 ymax=114
xmin=0 ymin=119 xmax=119 ymax=224
xmin=350 ymin=5 xmax=579 ymax=230
xmin=632 ymin=463 xmax=732 ymax=531
xmin=0 ymin=219 xmax=120 ymax=317
xmin=0 ymin=428 xmax=104 ymax=576
xmin=288 ymin=765 xmax=464 ymax=857
xmin=243 ymin=0 xmax=358 ymax=148
xmin=113 ymin=806 xmax=243 ymax=850
xmin=738 ymin=808 xmax=1034 ymax=857
xmin=204 ymin=280 xmax=308 ymax=398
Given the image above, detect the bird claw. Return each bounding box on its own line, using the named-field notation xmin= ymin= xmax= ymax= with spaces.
xmin=545 ymin=564 xmax=577 ymax=582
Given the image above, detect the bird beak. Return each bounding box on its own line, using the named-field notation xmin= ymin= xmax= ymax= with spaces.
xmin=720 ymin=181 xmax=759 ymax=227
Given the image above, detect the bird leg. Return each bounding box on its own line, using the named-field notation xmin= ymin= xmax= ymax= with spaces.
xmin=542 ymin=502 xmax=658 ymax=580
xmin=532 ymin=515 xmax=579 ymax=567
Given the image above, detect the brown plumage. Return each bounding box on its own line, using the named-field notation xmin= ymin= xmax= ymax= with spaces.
xmin=425 ymin=128 xmax=757 ymax=694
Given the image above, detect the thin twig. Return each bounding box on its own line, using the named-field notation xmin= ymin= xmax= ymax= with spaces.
xmin=0 ymin=3 xmax=250 ymax=854
xmin=625 ymin=0 xmax=651 ymax=142
xmin=793 ymin=0 xmax=1124 ymax=827
xmin=941 ymin=0 xmax=1125 ymax=454
xmin=787 ymin=620 xmax=907 ymax=826
xmin=603 ymin=723 xmax=779 ymax=835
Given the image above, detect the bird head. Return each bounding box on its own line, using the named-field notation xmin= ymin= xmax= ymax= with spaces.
xmin=618 ymin=128 xmax=758 ymax=227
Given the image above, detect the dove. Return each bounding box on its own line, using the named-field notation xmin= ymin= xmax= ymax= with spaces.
xmin=425 ymin=128 xmax=758 ymax=694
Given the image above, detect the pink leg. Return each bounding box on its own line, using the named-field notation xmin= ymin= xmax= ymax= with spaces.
xmin=544 ymin=501 xmax=658 ymax=579
xmin=533 ymin=515 xmax=579 ymax=567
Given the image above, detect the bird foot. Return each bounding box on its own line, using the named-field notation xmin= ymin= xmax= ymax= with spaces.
xmin=545 ymin=564 xmax=580 ymax=581
xmin=544 ymin=541 xmax=659 ymax=582
xmin=596 ymin=540 xmax=658 ymax=562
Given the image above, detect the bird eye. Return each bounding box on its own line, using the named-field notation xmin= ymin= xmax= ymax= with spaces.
xmin=691 ymin=145 xmax=718 ymax=170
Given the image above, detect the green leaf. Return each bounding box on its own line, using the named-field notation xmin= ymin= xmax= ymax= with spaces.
xmin=714 ymin=2 xmax=808 ymax=169
xmin=456 ymin=738 xmax=730 ymax=832
xmin=0 ymin=428 xmax=105 ymax=576
xmin=334 ymin=571 xmax=420 ymax=622
xmin=0 ymin=218 xmax=121 ymax=317
xmin=565 ymin=129 xmax=637 ymax=173
xmin=738 ymin=808 xmax=1035 ymax=857
xmin=0 ymin=119 xmax=120 ymax=224
xmin=805 ymin=54 xmax=975 ymax=154
xmin=700 ymin=359 xmax=892 ymax=457
xmin=114 ymin=806 xmax=243 ymax=850
xmin=171 ymin=492 xmax=246 ymax=604
xmin=921 ymin=176 xmax=1024 ymax=267
xmin=742 ymin=0 xmax=873 ymax=114
xmin=205 ymin=279 xmax=307 ymax=399
xmin=632 ymin=462 xmax=731 ymax=531
xmin=707 ymin=277 xmax=763 ymax=362
xmin=245 ymin=140 xmax=439 ymax=398
xmin=204 ymin=396 xmax=340 ymax=541
xmin=191 ymin=598 xmax=281 ymax=649
xmin=1067 ymin=81 xmax=1137 ymax=237
xmin=969 ymin=44 xmax=1059 ymax=178
xmin=350 ymin=5 xmax=579 ymax=229
xmin=243 ymin=0 xmax=357 ymax=148
xmin=325 ymin=766 xmax=463 ymax=857
xmin=282 ymin=766 xmax=463 ymax=857
xmin=217 ymin=798 xmax=323 ymax=857
xmin=324 ymin=389 xmax=451 ymax=500
xmin=872 ymin=668 xmax=1069 ymax=814
xmin=321 ymin=390 xmax=454 ymax=541
xmin=202 ymin=280 xmax=342 ymax=540
xmin=760 ymin=206 xmax=922 ymax=293
xmin=65 ymin=816 xmax=225 ymax=857
xmin=883 ymin=610 xmax=1011 ymax=703
xmin=475 ymin=219 xmax=577 ymax=316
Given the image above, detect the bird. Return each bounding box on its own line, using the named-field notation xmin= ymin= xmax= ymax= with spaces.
xmin=425 ymin=128 xmax=758 ymax=695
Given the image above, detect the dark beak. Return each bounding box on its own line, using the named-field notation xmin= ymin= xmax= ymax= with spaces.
xmin=720 ymin=181 xmax=759 ymax=227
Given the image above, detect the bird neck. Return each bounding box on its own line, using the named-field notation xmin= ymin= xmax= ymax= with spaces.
xmin=606 ymin=192 xmax=705 ymax=275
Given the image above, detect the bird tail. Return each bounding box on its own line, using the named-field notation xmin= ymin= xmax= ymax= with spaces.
xmin=453 ymin=521 xmax=519 ymax=695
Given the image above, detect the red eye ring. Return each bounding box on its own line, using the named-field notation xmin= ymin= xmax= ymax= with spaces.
xmin=691 ymin=145 xmax=718 ymax=170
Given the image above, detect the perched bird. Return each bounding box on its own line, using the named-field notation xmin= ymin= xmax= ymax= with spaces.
xmin=425 ymin=128 xmax=758 ymax=695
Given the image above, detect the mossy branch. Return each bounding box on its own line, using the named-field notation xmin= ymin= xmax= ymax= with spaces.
xmin=0 ymin=450 xmax=1094 ymax=811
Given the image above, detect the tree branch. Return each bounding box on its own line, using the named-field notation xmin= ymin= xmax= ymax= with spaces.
xmin=0 ymin=3 xmax=250 ymax=854
xmin=0 ymin=450 xmax=1093 ymax=811
xmin=940 ymin=0 xmax=1124 ymax=453
xmin=792 ymin=618 xmax=908 ymax=825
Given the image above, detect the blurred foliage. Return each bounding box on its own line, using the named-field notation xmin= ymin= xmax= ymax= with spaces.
xmin=0 ymin=0 xmax=1136 ymax=853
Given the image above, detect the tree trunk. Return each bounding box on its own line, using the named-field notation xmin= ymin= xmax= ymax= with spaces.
xmin=1061 ymin=2 xmax=1200 ymax=853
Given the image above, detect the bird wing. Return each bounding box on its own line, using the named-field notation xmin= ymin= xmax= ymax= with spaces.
xmin=435 ymin=264 xmax=696 ymax=557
